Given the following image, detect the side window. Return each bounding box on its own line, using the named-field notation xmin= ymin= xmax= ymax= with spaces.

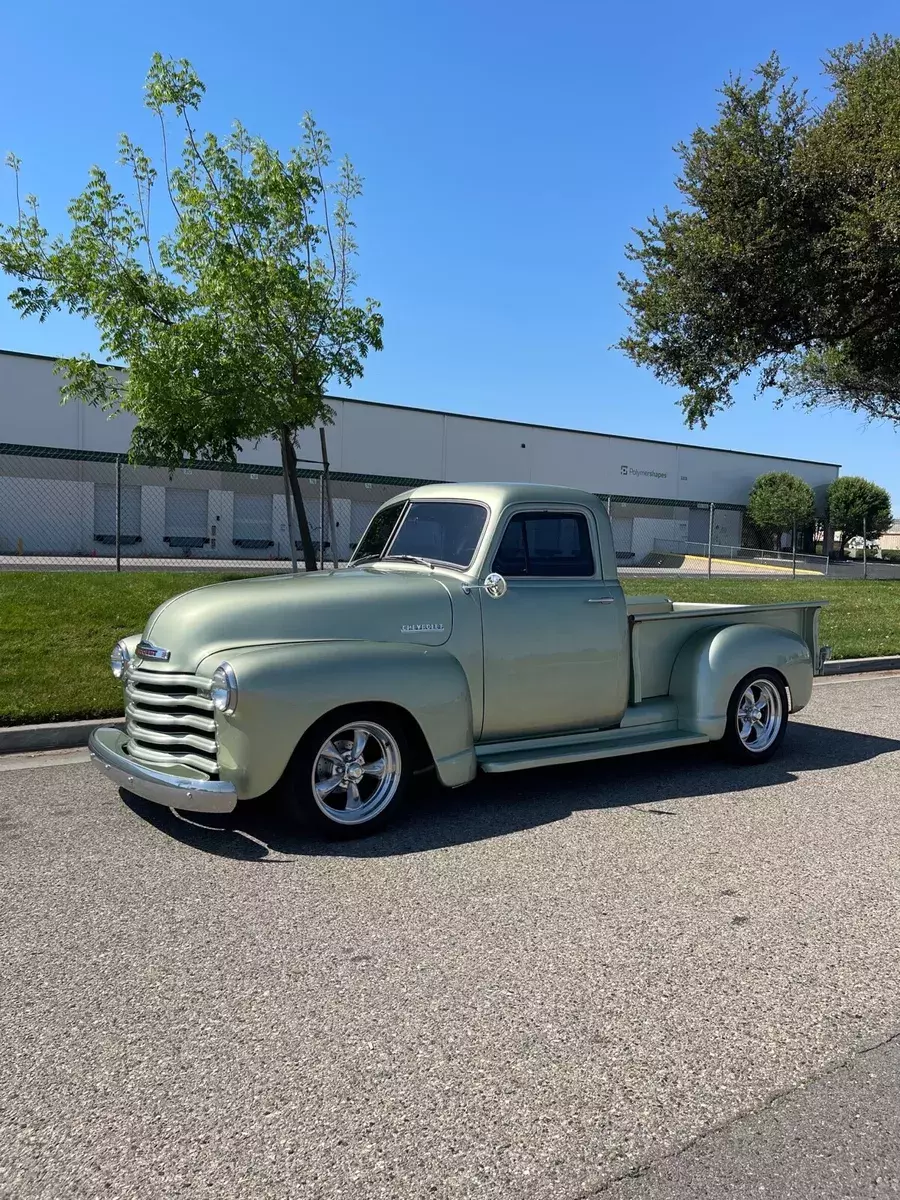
xmin=493 ymin=512 xmax=595 ymax=577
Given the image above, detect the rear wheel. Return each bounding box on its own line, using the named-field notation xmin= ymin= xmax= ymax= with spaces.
xmin=721 ymin=670 xmax=788 ymax=763
xmin=281 ymin=710 xmax=411 ymax=838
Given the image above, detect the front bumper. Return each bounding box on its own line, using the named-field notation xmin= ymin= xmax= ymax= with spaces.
xmin=88 ymin=726 xmax=238 ymax=814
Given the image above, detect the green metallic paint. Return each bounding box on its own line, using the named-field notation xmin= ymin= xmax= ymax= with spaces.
xmin=632 ymin=601 xmax=823 ymax=701
xmin=141 ymin=566 xmax=455 ymax=674
xmin=474 ymin=496 xmax=629 ymax=739
xmin=479 ymin=578 xmax=629 ymax=738
xmin=119 ymin=633 xmax=142 ymax=661
xmin=478 ymin=728 xmax=710 ymax=772
xmin=104 ymin=482 xmax=822 ymax=805
xmin=202 ymin=640 xmax=476 ymax=798
xmin=669 ymin=622 xmax=814 ymax=741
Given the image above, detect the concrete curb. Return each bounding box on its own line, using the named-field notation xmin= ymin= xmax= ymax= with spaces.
xmin=0 ymin=717 xmax=124 ymax=755
xmin=822 ymin=656 xmax=900 ymax=676
xmin=1 ymin=657 xmax=898 ymax=755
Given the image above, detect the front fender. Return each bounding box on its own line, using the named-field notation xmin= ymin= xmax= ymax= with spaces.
xmin=200 ymin=641 xmax=476 ymax=799
xmin=669 ymin=623 xmax=813 ymax=741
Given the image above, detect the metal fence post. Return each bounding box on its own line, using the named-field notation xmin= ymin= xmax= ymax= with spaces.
xmin=792 ymin=519 xmax=797 ymax=579
xmin=707 ymin=502 xmax=714 ymax=580
xmin=319 ymin=473 xmax=326 ymax=570
xmin=863 ymin=515 xmax=868 ymax=580
xmin=115 ymin=454 xmax=122 ymax=573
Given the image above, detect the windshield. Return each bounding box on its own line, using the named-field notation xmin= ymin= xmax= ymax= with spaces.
xmin=351 ymin=501 xmax=487 ymax=569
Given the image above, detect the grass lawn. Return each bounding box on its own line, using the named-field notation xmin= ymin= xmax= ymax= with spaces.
xmin=0 ymin=571 xmax=250 ymax=726
xmin=2 ymin=571 xmax=899 ymax=726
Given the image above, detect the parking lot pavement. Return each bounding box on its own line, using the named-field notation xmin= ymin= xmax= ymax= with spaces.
xmin=605 ymin=1029 xmax=900 ymax=1199
xmin=2 ymin=677 xmax=900 ymax=1200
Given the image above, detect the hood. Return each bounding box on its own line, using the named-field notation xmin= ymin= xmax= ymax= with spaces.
xmin=137 ymin=566 xmax=454 ymax=673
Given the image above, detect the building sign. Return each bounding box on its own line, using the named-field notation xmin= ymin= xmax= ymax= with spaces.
xmin=620 ymin=464 xmax=668 ymax=480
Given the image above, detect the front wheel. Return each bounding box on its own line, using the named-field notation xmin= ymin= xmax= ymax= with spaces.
xmin=721 ymin=670 xmax=788 ymax=763
xmin=280 ymin=710 xmax=411 ymax=838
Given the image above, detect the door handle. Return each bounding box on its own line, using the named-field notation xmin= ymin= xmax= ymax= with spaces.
xmin=587 ymin=596 xmax=615 ymax=604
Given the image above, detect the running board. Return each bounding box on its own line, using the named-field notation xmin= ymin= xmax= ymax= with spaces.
xmin=477 ymin=730 xmax=709 ymax=774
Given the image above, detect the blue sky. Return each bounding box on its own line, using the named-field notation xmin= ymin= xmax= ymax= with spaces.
xmin=2 ymin=0 xmax=899 ymax=504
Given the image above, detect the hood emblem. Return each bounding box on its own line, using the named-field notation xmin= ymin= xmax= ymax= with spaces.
xmin=135 ymin=640 xmax=171 ymax=662
xmin=401 ymin=623 xmax=444 ymax=633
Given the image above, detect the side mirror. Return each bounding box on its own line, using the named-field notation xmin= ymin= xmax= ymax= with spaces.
xmin=483 ymin=572 xmax=507 ymax=599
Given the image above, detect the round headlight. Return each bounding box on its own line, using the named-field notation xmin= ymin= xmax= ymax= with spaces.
xmin=209 ymin=662 xmax=238 ymax=714
xmin=110 ymin=640 xmax=130 ymax=680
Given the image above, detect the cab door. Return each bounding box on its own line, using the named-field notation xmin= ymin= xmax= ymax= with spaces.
xmin=479 ymin=507 xmax=628 ymax=741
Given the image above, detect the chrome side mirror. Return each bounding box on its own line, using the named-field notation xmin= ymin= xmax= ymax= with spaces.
xmin=462 ymin=571 xmax=508 ymax=598
xmin=483 ymin=572 xmax=507 ymax=599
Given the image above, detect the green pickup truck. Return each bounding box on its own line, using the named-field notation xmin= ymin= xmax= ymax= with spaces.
xmin=90 ymin=483 xmax=828 ymax=836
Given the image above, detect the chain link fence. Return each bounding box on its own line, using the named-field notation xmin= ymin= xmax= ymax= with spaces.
xmin=604 ymin=496 xmax=829 ymax=578
xmin=0 ymin=442 xmax=832 ymax=577
xmin=0 ymin=443 xmax=427 ymax=572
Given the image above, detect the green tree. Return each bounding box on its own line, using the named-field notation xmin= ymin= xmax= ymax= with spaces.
xmin=0 ymin=54 xmax=383 ymax=571
xmin=619 ymin=36 xmax=900 ymax=429
xmin=826 ymin=475 xmax=892 ymax=551
xmin=747 ymin=472 xmax=816 ymax=550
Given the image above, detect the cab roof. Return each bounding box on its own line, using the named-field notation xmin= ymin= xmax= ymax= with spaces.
xmin=395 ymin=482 xmax=603 ymax=509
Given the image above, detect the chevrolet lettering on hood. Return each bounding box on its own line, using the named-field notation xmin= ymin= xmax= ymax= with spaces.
xmin=401 ymin=622 xmax=444 ymax=633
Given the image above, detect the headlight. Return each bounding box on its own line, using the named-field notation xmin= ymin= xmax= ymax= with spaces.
xmin=209 ymin=662 xmax=238 ymax=714
xmin=110 ymin=640 xmax=131 ymax=680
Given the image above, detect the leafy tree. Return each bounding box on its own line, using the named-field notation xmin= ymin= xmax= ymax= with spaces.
xmin=0 ymin=54 xmax=383 ymax=571
xmin=619 ymin=36 xmax=900 ymax=429
xmin=747 ymin=472 xmax=815 ymax=549
xmin=826 ymin=475 xmax=892 ymax=551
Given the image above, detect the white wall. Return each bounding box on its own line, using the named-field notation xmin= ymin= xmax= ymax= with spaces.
xmin=631 ymin=516 xmax=690 ymax=562
xmin=0 ymin=351 xmax=840 ymax=507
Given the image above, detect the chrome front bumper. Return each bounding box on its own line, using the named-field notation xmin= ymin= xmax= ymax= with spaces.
xmin=88 ymin=726 xmax=238 ymax=813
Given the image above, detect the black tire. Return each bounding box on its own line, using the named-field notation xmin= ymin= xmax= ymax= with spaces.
xmin=720 ymin=669 xmax=789 ymax=764
xmin=279 ymin=707 xmax=412 ymax=838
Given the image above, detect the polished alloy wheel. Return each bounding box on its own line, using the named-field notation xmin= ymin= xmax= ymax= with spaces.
xmin=735 ymin=679 xmax=783 ymax=753
xmin=311 ymin=720 xmax=402 ymax=825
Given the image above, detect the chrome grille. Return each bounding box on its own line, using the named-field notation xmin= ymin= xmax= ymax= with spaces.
xmin=124 ymin=666 xmax=218 ymax=777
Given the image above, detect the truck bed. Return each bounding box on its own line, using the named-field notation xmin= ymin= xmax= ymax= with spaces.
xmin=625 ymin=595 xmax=825 ymax=703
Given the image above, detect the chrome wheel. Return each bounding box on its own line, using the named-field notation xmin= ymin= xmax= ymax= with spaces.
xmin=736 ymin=679 xmax=783 ymax=753
xmin=311 ymin=721 xmax=402 ymax=826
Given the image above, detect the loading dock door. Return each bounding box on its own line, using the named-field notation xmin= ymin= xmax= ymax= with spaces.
xmin=165 ymin=488 xmax=209 ymax=547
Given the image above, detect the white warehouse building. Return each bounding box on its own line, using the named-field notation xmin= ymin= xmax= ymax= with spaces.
xmin=0 ymin=349 xmax=840 ymax=565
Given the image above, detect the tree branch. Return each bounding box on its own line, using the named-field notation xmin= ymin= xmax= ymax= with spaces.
xmin=156 ymin=112 xmax=182 ymax=222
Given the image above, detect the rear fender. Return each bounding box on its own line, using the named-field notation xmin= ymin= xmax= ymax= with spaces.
xmin=200 ymin=640 xmax=476 ymax=799
xmin=669 ymin=623 xmax=813 ymax=741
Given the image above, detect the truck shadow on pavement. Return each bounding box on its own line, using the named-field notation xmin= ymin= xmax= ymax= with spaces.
xmin=119 ymin=720 xmax=900 ymax=862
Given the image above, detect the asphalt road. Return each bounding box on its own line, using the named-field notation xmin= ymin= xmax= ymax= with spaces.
xmin=607 ymin=1029 xmax=900 ymax=1198
xmin=2 ymin=677 xmax=900 ymax=1199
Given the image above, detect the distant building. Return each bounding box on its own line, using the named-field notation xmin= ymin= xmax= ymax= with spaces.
xmin=874 ymin=520 xmax=900 ymax=552
xmin=0 ymin=348 xmax=842 ymax=563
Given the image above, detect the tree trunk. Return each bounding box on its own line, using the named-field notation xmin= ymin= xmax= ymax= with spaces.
xmin=280 ymin=426 xmax=318 ymax=572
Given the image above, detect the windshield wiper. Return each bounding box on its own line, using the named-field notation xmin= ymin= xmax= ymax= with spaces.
xmin=351 ymin=553 xmax=382 ymax=564
xmin=382 ymin=554 xmax=435 ymax=568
